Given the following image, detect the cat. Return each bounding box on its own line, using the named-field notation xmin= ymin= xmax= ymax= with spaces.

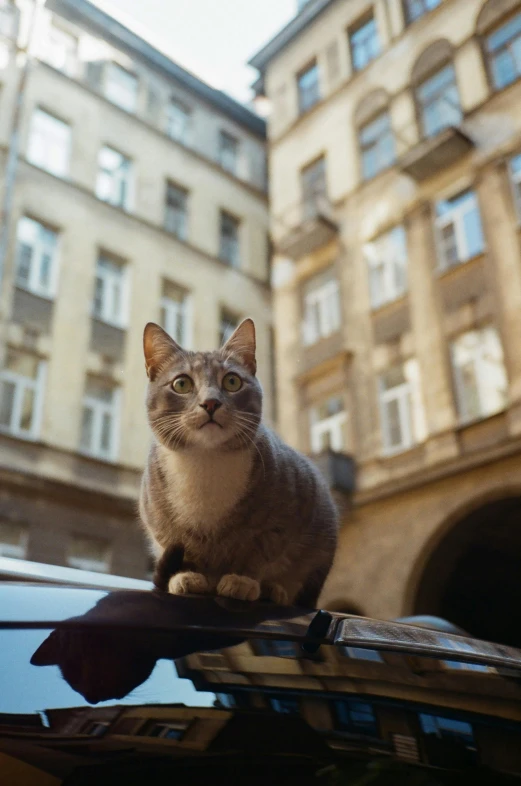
xmin=139 ymin=318 xmax=338 ymax=607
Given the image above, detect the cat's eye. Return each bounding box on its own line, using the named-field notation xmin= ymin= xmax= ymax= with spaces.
xmin=172 ymin=375 xmax=194 ymax=394
xmin=222 ymin=372 xmax=243 ymax=392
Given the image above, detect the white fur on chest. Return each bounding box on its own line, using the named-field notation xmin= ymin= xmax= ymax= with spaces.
xmin=158 ymin=444 xmax=253 ymax=530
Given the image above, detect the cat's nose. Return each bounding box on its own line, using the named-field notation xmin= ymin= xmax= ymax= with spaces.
xmin=200 ymin=399 xmax=222 ymax=415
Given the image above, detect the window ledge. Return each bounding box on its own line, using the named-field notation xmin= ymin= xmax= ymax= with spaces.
xmin=14 ymin=284 xmax=55 ymax=302
xmin=380 ymin=441 xmax=425 ymax=462
xmin=90 ymin=315 xmax=127 ymax=332
xmin=370 ymin=292 xmax=408 ymax=316
xmin=454 ymin=408 xmax=507 ymax=432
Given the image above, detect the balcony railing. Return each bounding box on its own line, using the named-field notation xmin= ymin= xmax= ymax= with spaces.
xmin=272 ymin=193 xmax=339 ymax=260
xmin=396 ymin=96 xmax=474 ymax=181
xmin=311 ymin=449 xmax=356 ymax=496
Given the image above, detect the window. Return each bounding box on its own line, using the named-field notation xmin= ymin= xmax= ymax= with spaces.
xmin=342 ymin=647 xmax=384 ymax=662
xmin=42 ymin=25 xmax=77 ymax=75
xmin=310 ymin=396 xmax=347 ymax=453
xmin=302 ymin=272 xmax=341 ymax=346
xmin=219 ymin=211 xmax=240 ymax=267
xmin=146 ymin=722 xmax=188 ymax=740
xmin=0 ymin=0 xmax=16 ymax=40
xmin=333 ymin=699 xmax=378 ymax=736
xmin=404 ymin=0 xmax=441 ymax=25
xmin=219 ymin=310 xmax=239 ymax=345
xmin=0 ymin=520 xmax=28 ymax=559
xmin=164 ymin=182 xmax=188 ymax=240
xmin=83 ymin=722 xmax=109 ymax=736
xmin=27 ymin=109 xmax=71 ymax=177
xmin=379 ymin=361 xmax=425 ymax=454
xmin=160 ymin=281 xmax=191 ymax=347
xmin=301 ymin=156 xmax=327 ymax=217
xmin=0 ymin=349 xmax=45 ymax=440
xmin=297 ymin=61 xmax=320 ymax=114
xmin=350 ymin=15 xmax=380 ymax=72
xmin=359 ymin=112 xmax=395 ymax=179
xmin=80 ymin=378 xmax=119 ymax=461
xmin=68 ymin=533 xmax=111 ymax=572
xmin=104 ymin=63 xmax=138 ymax=112
xmin=417 ymin=64 xmax=461 ymax=138
xmin=15 ymin=216 xmax=59 ymax=298
xmin=166 ymin=99 xmax=190 ymax=144
xmin=255 ymin=640 xmax=297 ymax=658
xmin=92 ymin=254 xmax=128 ymax=327
xmin=269 ymin=696 xmax=300 ymax=714
xmin=487 ymin=13 xmax=521 ymax=91
xmin=509 ymin=152 xmax=521 ymax=218
xmin=435 ymin=190 xmax=484 ymax=269
xmin=419 ymin=714 xmax=475 ymax=745
xmin=440 ymin=635 xmax=490 ymax=672
xmin=96 ymin=146 xmax=132 ymax=210
xmin=450 ymin=327 xmax=508 ymax=424
xmin=219 ymin=130 xmax=239 ymax=174
xmin=365 ymin=226 xmax=408 ymax=309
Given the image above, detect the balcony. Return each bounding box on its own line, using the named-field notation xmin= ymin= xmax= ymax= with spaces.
xmin=397 ymin=98 xmax=474 ymax=182
xmin=312 ymin=450 xmax=356 ymax=496
xmin=273 ymin=194 xmax=339 ymax=260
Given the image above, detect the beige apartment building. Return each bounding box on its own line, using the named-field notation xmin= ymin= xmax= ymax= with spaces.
xmin=251 ymin=0 xmax=521 ymax=646
xmin=0 ymin=0 xmax=270 ymax=579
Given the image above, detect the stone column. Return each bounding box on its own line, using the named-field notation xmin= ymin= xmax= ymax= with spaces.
xmin=406 ymin=203 xmax=459 ymax=463
xmin=477 ymin=162 xmax=521 ymax=435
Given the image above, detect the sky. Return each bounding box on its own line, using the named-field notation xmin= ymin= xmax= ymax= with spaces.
xmin=91 ymin=0 xmax=296 ymax=105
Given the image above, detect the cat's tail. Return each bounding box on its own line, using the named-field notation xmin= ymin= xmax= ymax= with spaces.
xmin=152 ymin=544 xmax=185 ymax=592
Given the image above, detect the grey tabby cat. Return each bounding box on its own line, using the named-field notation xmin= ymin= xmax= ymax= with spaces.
xmin=139 ymin=318 xmax=338 ymax=607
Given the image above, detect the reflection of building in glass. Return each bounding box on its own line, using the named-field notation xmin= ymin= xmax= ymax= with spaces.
xmin=250 ymin=0 xmax=521 ymax=647
xmin=0 ymin=0 xmax=269 ymax=581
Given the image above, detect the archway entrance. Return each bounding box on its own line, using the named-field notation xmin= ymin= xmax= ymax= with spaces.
xmin=414 ymin=497 xmax=521 ymax=647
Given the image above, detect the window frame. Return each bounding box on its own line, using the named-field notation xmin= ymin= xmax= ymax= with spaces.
xmin=80 ymin=380 xmax=120 ymax=462
xmin=349 ymin=13 xmax=381 ymax=73
xmin=378 ymin=360 xmax=426 ymax=455
xmin=219 ymin=210 xmax=241 ymax=268
xmin=297 ymin=60 xmax=320 ymax=115
xmin=160 ymin=284 xmax=192 ymax=349
xmin=310 ymin=396 xmax=347 ymax=454
xmin=416 ymin=62 xmax=462 ymax=138
xmin=509 ymin=151 xmax=521 ymax=221
xmin=219 ymin=309 xmax=240 ymax=346
xmin=92 ymin=253 xmax=129 ymax=329
xmin=302 ymin=276 xmax=341 ymax=346
xmin=41 ymin=23 xmax=77 ymax=76
xmin=104 ymin=62 xmax=138 ymax=113
xmin=15 ymin=215 xmax=60 ymax=298
xmin=164 ymin=181 xmax=188 ymax=240
xmin=67 ymin=533 xmax=112 ymax=573
xmin=166 ymin=98 xmax=191 ymax=145
xmin=27 ymin=107 xmax=71 ymax=178
xmin=485 ymin=11 xmax=521 ymax=92
xmin=0 ymin=520 xmax=29 ymax=559
xmin=0 ymin=352 xmax=46 ymax=441
xmin=365 ymin=225 xmax=408 ymax=310
xmin=403 ymin=0 xmax=442 ymax=26
xmin=96 ymin=145 xmax=133 ymax=211
xmin=359 ymin=110 xmax=395 ymax=180
xmin=434 ymin=189 xmax=485 ymax=270
xmin=218 ymin=130 xmax=239 ymax=175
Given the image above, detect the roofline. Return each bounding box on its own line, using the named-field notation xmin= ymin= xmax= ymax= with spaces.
xmin=47 ymin=0 xmax=266 ymax=138
xmin=248 ymin=0 xmax=336 ymax=78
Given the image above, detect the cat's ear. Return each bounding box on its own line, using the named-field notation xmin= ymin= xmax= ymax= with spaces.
xmin=222 ymin=318 xmax=256 ymax=375
xmin=143 ymin=322 xmax=184 ymax=381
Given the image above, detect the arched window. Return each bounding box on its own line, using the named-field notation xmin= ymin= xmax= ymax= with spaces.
xmin=477 ymin=0 xmax=521 ymax=90
xmin=411 ymin=40 xmax=462 ymax=138
xmin=355 ymin=89 xmax=395 ymax=180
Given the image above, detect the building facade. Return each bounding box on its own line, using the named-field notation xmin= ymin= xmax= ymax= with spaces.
xmin=0 ymin=0 xmax=270 ymax=579
xmin=251 ymin=0 xmax=521 ymax=644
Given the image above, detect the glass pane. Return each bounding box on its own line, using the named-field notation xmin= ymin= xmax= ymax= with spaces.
xmin=385 ymin=398 xmax=402 ymax=447
xmin=70 ymin=535 xmax=108 ymax=565
xmin=462 ymin=205 xmax=484 ymax=258
xmin=298 ymin=63 xmax=320 ymax=112
xmin=440 ymin=223 xmax=459 ymax=266
xmin=80 ymin=406 xmax=93 ymax=450
xmin=16 ymin=243 xmax=32 ymax=286
xmin=0 ymin=380 xmax=15 ymax=427
xmin=39 ymin=252 xmax=52 ymax=289
xmin=19 ymin=387 xmax=35 ymax=432
xmin=93 ymin=275 xmax=104 ymax=317
xmin=167 ymin=101 xmax=189 ymax=143
xmin=105 ymin=63 xmax=138 ymax=112
xmin=100 ymin=412 xmax=112 ymax=452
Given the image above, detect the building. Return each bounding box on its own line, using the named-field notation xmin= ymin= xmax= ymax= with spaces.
xmin=0 ymin=0 xmax=270 ymax=580
xmin=251 ymin=0 xmax=521 ymax=645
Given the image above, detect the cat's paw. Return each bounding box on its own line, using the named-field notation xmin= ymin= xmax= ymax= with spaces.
xmin=217 ymin=574 xmax=260 ymax=602
xmin=261 ymin=581 xmax=289 ymax=606
xmin=168 ymin=571 xmax=209 ymax=596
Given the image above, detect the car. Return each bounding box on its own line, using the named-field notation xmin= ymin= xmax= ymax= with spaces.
xmin=1 ymin=582 xmax=521 ymax=784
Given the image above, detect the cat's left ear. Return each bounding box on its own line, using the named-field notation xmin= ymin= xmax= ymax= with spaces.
xmin=222 ymin=318 xmax=257 ymax=375
xmin=144 ymin=322 xmax=184 ymax=381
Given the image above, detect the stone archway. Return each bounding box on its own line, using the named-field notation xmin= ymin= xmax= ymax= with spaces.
xmin=414 ymin=496 xmax=521 ymax=647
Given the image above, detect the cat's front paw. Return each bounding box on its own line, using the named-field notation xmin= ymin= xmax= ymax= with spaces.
xmin=168 ymin=571 xmax=209 ymax=596
xmin=217 ymin=574 xmax=260 ymax=602
xmin=261 ymin=581 xmax=289 ymax=606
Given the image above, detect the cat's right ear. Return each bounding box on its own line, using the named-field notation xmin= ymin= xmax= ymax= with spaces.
xmin=143 ymin=322 xmax=183 ymax=381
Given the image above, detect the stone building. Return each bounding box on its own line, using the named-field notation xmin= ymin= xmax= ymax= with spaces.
xmin=251 ymin=0 xmax=521 ymax=644
xmin=0 ymin=0 xmax=270 ymax=579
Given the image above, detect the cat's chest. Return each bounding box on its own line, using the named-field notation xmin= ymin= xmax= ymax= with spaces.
xmin=159 ymin=446 xmax=253 ymax=530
